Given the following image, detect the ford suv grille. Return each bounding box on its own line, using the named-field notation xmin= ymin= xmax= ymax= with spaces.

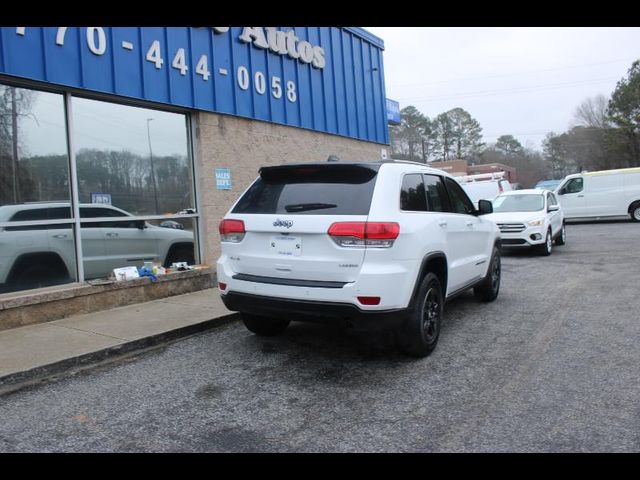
xmin=497 ymin=223 xmax=526 ymax=233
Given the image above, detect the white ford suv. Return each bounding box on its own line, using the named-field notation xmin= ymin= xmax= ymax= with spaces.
xmin=217 ymin=160 xmax=502 ymax=357
xmin=0 ymin=203 xmax=194 ymax=293
xmin=484 ymin=189 xmax=566 ymax=256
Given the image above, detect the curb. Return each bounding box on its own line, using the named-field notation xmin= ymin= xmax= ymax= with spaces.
xmin=0 ymin=313 xmax=240 ymax=396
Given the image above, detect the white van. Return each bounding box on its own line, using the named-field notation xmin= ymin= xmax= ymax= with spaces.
xmin=458 ymin=172 xmax=512 ymax=208
xmin=555 ymin=167 xmax=640 ymax=221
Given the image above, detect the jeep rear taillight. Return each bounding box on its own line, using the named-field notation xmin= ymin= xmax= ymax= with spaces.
xmin=327 ymin=222 xmax=399 ymax=248
xmin=219 ymin=219 xmax=245 ymax=243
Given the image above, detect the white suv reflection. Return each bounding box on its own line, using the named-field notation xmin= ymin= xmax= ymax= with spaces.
xmin=0 ymin=202 xmax=194 ymax=293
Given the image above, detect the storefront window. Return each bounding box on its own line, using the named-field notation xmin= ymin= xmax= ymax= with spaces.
xmin=72 ymin=97 xmax=197 ymax=280
xmin=72 ymin=97 xmax=194 ymax=216
xmin=0 ymin=83 xmax=199 ymax=295
xmin=0 ymin=85 xmax=78 ymax=293
xmin=0 ymin=85 xmax=70 ymax=204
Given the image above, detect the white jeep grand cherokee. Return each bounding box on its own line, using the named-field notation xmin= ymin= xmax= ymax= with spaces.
xmin=217 ymin=160 xmax=502 ymax=357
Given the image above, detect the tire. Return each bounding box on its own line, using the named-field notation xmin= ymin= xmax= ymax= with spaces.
xmin=536 ymin=229 xmax=553 ymax=256
xmin=10 ymin=263 xmax=70 ymax=292
xmin=397 ymin=272 xmax=443 ymax=358
xmin=555 ymin=223 xmax=567 ymax=246
xmin=630 ymin=202 xmax=640 ymax=222
xmin=241 ymin=313 xmax=290 ymax=336
xmin=474 ymin=247 xmax=501 ymax=302
xmin=165 ymin=246 xmax=195 ymax=267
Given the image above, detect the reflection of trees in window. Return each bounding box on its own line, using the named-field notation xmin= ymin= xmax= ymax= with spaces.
xmin=1 ymin=146 xmax=191 ymax=214
xmin=18 ymin=154 xmax=70 ymax=202
xmin=76 ymin=148 xmax=192 ymax=215
xmin=401 ymin=186 xmax=426 ymax=211
xmin=0 ymin=86 xmax=38 ymax=205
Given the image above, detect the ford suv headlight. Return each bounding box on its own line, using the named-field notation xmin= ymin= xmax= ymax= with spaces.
xmin=527 ymin=219 xmax=545 ymax=226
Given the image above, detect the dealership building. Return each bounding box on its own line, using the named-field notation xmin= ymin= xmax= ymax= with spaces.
xmin=0 ymin=27 xmax=390 ymax=327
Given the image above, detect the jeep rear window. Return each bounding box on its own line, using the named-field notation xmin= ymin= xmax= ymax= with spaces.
xmin=232 ymin=164 xmax=378 ymax=215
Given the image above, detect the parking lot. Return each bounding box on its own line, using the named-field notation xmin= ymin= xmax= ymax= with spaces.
xmin=0 ymin=221 xmax=639 ymax=452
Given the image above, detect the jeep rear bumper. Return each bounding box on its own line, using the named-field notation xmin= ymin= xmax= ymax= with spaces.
xmin=221 ymin=291 xmax=409 ymax=331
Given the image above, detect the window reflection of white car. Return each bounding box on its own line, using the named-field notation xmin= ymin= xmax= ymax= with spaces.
xmin=0 ymin=203 xmax=195 ymax=293
xmin=484 ymin=189 xmax=566 ymax=256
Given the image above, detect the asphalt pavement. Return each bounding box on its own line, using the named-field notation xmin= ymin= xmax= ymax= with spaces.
xmin=1 ymin=221 xmax=639 ymax=452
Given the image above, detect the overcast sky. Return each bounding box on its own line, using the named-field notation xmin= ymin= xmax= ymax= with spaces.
xmin=21 ymin=92 xmax=188 ymax=158
xmin=366 ymin=27 xmax=640 ymax=151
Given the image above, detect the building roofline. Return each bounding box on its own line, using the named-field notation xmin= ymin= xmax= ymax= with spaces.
xmin=344 ymin=27 xmax=385 ymax=50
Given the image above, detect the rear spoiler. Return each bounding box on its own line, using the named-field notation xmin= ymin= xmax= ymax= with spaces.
xmin=259 ymin=163 xmax=380 ymax=184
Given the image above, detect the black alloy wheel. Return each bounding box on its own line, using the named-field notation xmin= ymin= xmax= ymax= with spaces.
xmin=398 ymin=272 xmax=443 ymax=358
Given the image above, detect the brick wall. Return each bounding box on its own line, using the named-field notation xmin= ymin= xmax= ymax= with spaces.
xmin=194 ymin=112 xmax=388 ymax=266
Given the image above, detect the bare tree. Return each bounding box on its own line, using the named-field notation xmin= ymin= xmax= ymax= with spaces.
xmin=572 ymin=94 xmax=611 ymax=129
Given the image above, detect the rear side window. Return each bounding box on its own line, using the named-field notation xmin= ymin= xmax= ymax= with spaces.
xmin=9 ymin=208 xmax=49 ymax=222
xmin=400 ymin=174 xmax=427 ymax=211
xmin=6 ymin=208 xmax=49 ymax=231
xmin=6 ymin=207 xmax=71 ymax=231
xmin=232 ymin=165 xmax=378 ymax=215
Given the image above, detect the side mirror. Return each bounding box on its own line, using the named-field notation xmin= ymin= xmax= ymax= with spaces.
xmin=557 ymin=188 xmax=566 ymax=195
xmin=135 ymin=220 xmax=147 ymax=230
xmin=548 ymin=205 xmax=560 ymax=212
xmin=477 ymin=199 xmax=493 ymax=215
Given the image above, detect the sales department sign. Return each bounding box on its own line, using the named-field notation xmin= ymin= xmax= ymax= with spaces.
xmin=0 ymin=27 xmax=388 ymax=145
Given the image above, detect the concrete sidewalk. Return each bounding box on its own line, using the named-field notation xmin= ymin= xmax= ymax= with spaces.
xmin=0 ymin=288 xmax=236 ymax=394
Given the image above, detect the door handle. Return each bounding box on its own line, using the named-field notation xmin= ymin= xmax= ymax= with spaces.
xmin=106 ymin=232 xmax=119 ymax=237
xmin=577 ymin=194 xmax=584 ymax=197
xmin=465 ymin=221 xmax=474 ymax=227
xmin=52 ymin=234 xmax=67 ymax=239
xmin=438 ymin=220 xmax=447 ymax=227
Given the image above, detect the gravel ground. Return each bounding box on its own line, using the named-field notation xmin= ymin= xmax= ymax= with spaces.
xmin=1 ymin=221 xmax=639 ymax=452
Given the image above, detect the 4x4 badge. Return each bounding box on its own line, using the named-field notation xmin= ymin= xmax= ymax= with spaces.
xmin=273 ymin=219 xmax=293 ymax=228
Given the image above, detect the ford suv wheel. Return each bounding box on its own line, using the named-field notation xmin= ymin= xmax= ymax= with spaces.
xmin=536 ymin=230 xmax=553 ymax=256
xmin=398 ymin=273 xmax=443 ymax=358
xmin=555 ymin=223 xmax=566 ymax=245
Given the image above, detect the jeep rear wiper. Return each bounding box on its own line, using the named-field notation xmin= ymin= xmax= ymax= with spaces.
xmin=284 ymin=203 xmax=337 ymax=212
